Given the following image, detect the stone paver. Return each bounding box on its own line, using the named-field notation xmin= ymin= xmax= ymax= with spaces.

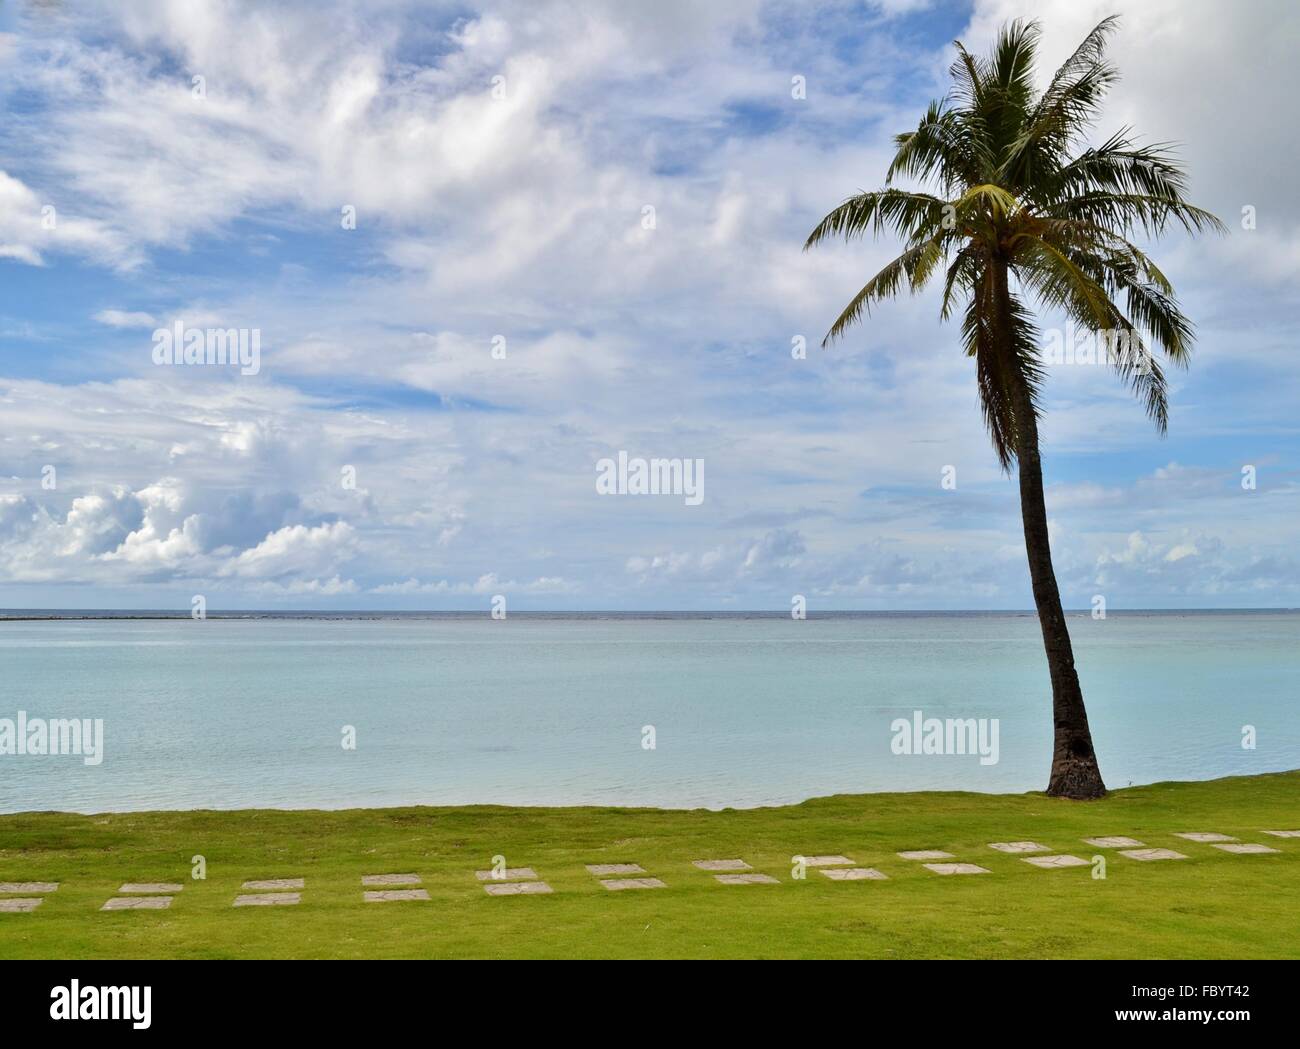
xmin=102 ymin=896 xmax=173 ymax=910
xmin=1263 ymin=830 xmax=1300 ymax=838
xmin=693 ymin=859 xmax=752 ymax=871
xmin=923 ymin=863 xmax=989 ymax=875
xmin=988 ymin=842 xmax=1050 ymax=854
xmin=1174 ymin=833 xmax=1236 ymax=843
xmin=484 ymin=881 xmax=553 ymax=896
xmin=715 ymin=873 xmax=780 ymax=885
xmin=364 ymin=889 xmax=430 ymax=902
xmin=474 ymin=868 xmax=538 ymax=881
xmin=242 ymin=878 xmax=304 ymax=890
xmin=1023 ymin=854 xmax=1090 ymax=869
xmin=361 ymin=874 xmax=421 ymax=886
xmin=1213 ymin=843 xmax=1280 ymax=855
xmin=796 ymin=855 xmax=854 ymax=867
xmin=1119 ymin=848 xmax=1187 ymax=861
xmin=1083 ymin=836 xmax=1145 ymax=848
xmin=898 ymin=850 xmax=954 ymax=861
xmin=600 ymin=877 xmax=667 ymax=891
xmin=0 ymin=898 xmax=43 ymax=912
xmin=820 ymin=867 xmax=887 ymax=881
xmin=0 ymin=882 xmax=59 ymax=894
xmin=119 ymin=883 xmax=183 ymax=894
xmin=585 ymin=864 xmax=645 ymax=876
xmin=233 ymin=892 xmax=300 ymax=907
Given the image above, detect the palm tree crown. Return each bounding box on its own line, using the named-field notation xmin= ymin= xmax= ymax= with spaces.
xmin=805 ymin=15 xmax=1224 ymax=468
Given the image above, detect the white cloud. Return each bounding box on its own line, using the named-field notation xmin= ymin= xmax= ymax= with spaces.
xmin=93 ymin=309 xmax=157 ymax=329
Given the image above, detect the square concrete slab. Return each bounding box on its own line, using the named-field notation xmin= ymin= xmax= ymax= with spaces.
xmin=1083 ymin=836 xmax=1145 ymax=848
xmin=102 ymin=896 xmax=173 ymax=910
xmin=692 ymin=859 xmax=752 ymax=871
xmin=820 ymin=867 xmax=888 ymax=881
xmin=1213 ymin=843 xmax=1280 ymax=855
xmin=241 ymin=878 xmax=304 ymax=891
xmin=233 ymin=892 xmax=300 ymax=907
xmin=0 ymin=882 xmax=58 ymax=893
xmin=1119 ymin=848 xmax=1187 ymax=861
xmin=361 ymin=874 xmax=421 ymax=886
xmin=923 ymin=863 xmax=989 ymax=875
xmin=363 ymin=889 xmax=430 ymax=902
xmin=600 ymin=877 xmax=667 ymax=890
xmin=715 ymin=873 xmax=780 ymax=885
xmin=898 ymin=850 xmax=954 ymax=861
xmin=796 ymin=855 xmax=855 ymax=867
xmin=1263 ymin=830 xmax=1300 ymax=838
xmin=119 ymin=883 xmax=183 ymax=894
xmin=1023 ymin=854 xmax=1090 ymax=869
xmin=1174 ymin=832 xmax=1237 ymax=843
xmin=585 ymin=864 xmax=644 ymax=876
xmin=0 ymin=898 xmax=43 ymax=912
xmin=988 ymin=842 xmax=1050 ymax=853
xmin=474 ymin=868 xmax=538 ymax=881
xmin=484 ymin=880 xmax=553 ymax=896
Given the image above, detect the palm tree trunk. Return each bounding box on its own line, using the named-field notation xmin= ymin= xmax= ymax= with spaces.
xmin=994 ymin=261 xmax=1107 ymax=800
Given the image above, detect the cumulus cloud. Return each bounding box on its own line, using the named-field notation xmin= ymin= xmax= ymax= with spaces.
xmin=0 ymin=1 xmax=1294 ymax=608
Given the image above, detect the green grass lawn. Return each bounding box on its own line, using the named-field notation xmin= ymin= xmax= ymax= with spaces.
xmin=2 ymin=771 xmax=1298 ymax=959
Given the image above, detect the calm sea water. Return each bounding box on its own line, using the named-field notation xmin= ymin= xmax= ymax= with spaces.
xmin=1 ymin=612 xmax=1297 ymax=813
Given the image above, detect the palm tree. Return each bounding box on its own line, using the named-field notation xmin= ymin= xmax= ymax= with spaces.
xmin=805 ymin=16 xmax=1223 ymax=799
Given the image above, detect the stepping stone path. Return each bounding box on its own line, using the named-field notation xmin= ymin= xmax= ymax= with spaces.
xmin=104 ymin=881 xmax=182 ymax=911
xmin=1120 ymin=848 xmax=1187 ymax=861
xmin=1023 ymin=854 xmax=1090 ymax=869
xmin=234 ymin=892 xmax=300 ymax=907
xmin=476 ymin=865 xmax=553 ymax=895
xmin=695 ymin=858 xmax=781 ymax=884
xmin=361 ymin=874 xmax=421 ymax=886
xmin=715 ymin=873 xmax=779 ymax=885
xmin=898 ymin=850 xmax=954 ymax=861
xmin=601 ymin=878 xmax=667 ymax=891
xmin=1083 ymin=836 xmax=1144 ymax=848
xmin=585 ymin=864 xmax=645 ymax=876
xmin=102 ymin=896 xmax=172 ymax=910
xmin=1263 ymin=830 xmax=1300 ymax=838
xmin=475 ymin=867 xmax=538 ymax=881
xmin=0 ymin=882 xmax=58 ymax=913
xmin=586 ymin=863 xmax=666 ymax=891
xmin=923 ymin=863 xmax=989 ymax=875
xmin=1213 ymin=843 xmax=1280 ymax=855
xmin=362 ymin=874 xmax=427 ymax=901
xmin=1174 ymin=833 xmax=1236 ymax=843
xmin=484 ymin=881 xmax=552 ymax=896
xmin=988 ymin=842 xmax=1050 ymax=854
xmin=236 ymin=877 xmax=304 ymax=906
xmin=820 ymin=868 xmax=887 ymax=881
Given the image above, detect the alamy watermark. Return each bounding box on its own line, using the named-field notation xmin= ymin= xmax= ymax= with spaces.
xmin=890 ymin=710 xmax=999 ymax=766
xmin=1040 ymin=326 xmax=1153 ymax=374
xmin=595 ymin=451 xmax=704 ymax=506
xmin=151 ymin=319 xmax=261 ymax=375
xmin=0 ymin=711 xmax=104 ymax=766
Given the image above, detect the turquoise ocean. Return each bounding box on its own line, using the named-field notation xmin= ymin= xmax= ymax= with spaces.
xmin=1 ymin=611 xmax=1297 ymax=813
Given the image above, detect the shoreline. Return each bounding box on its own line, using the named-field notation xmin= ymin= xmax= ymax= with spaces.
xmin=5 ymin=768 xmax=1298 ymax=820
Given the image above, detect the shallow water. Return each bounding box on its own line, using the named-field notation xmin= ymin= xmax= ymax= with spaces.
xmin=0 ymin=611 xmax=1296 ymax=812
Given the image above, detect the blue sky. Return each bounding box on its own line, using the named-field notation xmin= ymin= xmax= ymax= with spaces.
xmin=0 ymin=0 xmax=1297 ymax=610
